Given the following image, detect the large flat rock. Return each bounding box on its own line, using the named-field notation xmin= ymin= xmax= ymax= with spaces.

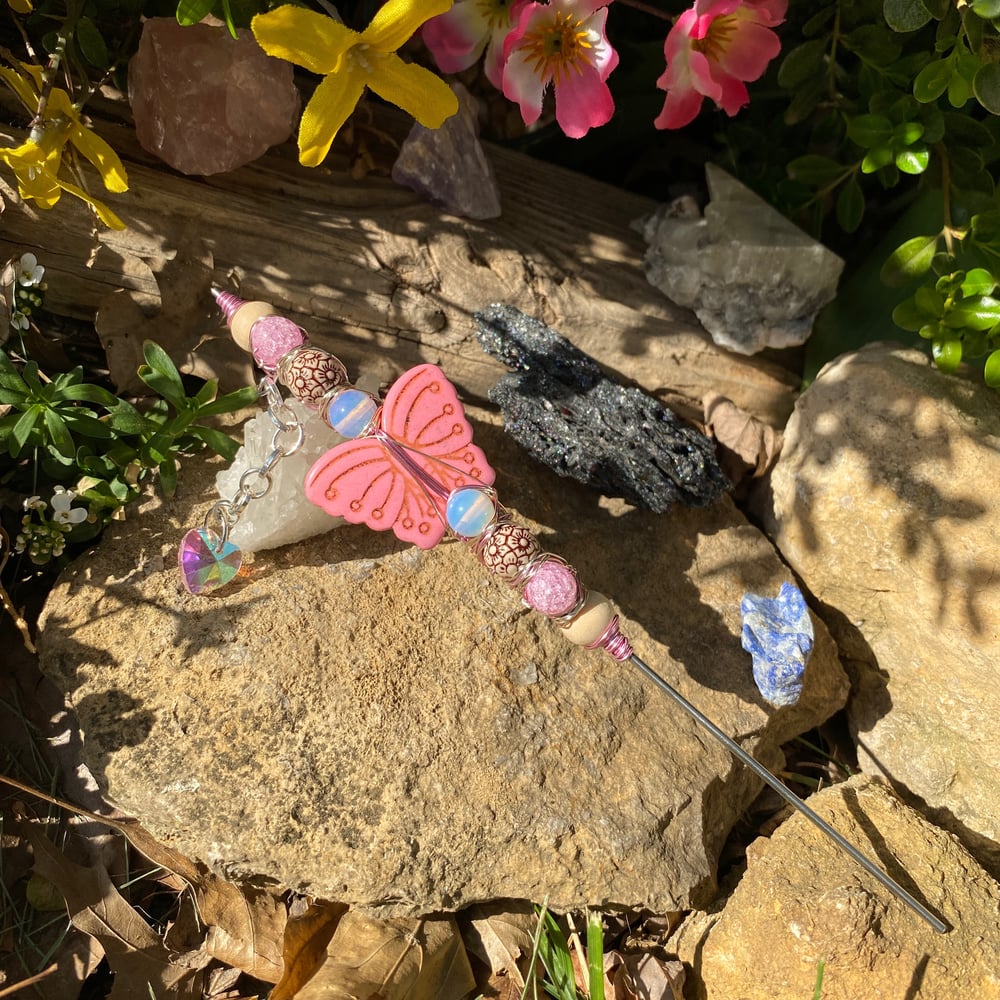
xmin=38 ymin=411 xmax=847 ymax=915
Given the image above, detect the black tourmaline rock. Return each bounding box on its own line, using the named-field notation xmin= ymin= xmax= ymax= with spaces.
xmin=475 ymin=304 xmax=729 ymax=512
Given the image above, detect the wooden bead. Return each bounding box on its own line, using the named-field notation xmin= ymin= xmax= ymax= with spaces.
xmin=561 ymin=590 xmax=615 ymax=646
xmin=229 ymin=301 xmax=277 ymax=352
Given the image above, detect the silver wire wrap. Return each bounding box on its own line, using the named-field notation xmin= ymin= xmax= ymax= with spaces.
xmin=201 ymin=376 xmax=305 ymax=545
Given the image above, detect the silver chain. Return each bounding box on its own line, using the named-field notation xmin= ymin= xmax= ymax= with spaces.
xmin=202 ymin=377 xmax=305 ymax=544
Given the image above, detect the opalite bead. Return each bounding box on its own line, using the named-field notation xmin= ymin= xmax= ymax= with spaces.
xmin=445 ymin=487 xmax=496 ymax=538
xmin=278 ymin=347 xmax=349 ymax=408
xmin=479 ymin=523 xmax=539 ymax=581
xmin=250 ymin=315 xmax=308 ymax=372
xmin=178 ymin=528 xmax=242 ymax=595
xmin=562 ymin=591 xmax=615 ymax=646
xmin=325 ymin=388 xmax=378 ymax=439
xmin=523 ymin=558 xmax=581 ymax=618
xmin=227 ymin=300 xmax=276 ymax=352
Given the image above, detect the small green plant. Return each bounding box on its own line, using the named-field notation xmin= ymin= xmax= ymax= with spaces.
xmin=522 ymin=904 xmax=605 ymax=1000
xmin=0 ymin=335 xmax=256 ymax=565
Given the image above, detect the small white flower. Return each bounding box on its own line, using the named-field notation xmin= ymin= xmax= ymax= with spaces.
xmin=10 ymin=310 xmax=29 ymax=331
xmin=17 ymin=253 xmax=44 ymax=287
xmin=50 ymin=486 xmax=87 ymax=526
xmin=23 ymin=495 xmax=45 ymax=511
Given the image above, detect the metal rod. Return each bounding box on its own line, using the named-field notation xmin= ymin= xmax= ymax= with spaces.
xmin=628 ymin=653 xmax=948 ymax=934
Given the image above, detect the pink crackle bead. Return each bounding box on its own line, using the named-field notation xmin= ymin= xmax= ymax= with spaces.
xmin=251 ymin=315 xmax=307 ymax=372
xmin=523 ymin=558 xmax=580 ymax=618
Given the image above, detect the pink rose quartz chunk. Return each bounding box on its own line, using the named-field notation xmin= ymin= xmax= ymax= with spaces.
xmin=129 ymin=19 xmax=299 ymax=176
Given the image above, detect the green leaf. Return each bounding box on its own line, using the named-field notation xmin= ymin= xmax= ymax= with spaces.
xmin=919 ymin=321 xmax=942 ymax=339
xmin=843 ymin=25 xmax=902 ymax=65
xmin=881 ymin=234 xmax=940 ymax=285
xmin=586 ymin=913 xmax=605 ymax=1000
xmin=192 ymin=378 xmax=218 ymax=408
xmin=896 ymin=146 xmax=930 ymax=174
xmin=803 ymin=7 xmax=835 ymax=35
xmin=932 ymin=336 xmax=963 ymax=371
xmin=947 ymin=296 xmax=1000 ymax=330
xmin=972 ymin=0 xmax=1000 ymax=16
xmin=778 ymin=39 xmax=828 ymax=88
xmin=892 ymin=297 xmax=928 ymax=330
xmin=140 ymin=340 xmax=187 ymax=408
xmin=862 ymin=146 xmax=894 ymax=173
xmin=195 ymin=384 xmax=259 ymax=417
xmin=58 ymin=383 xmax=121 ymax=407
xmin=892 ymin=121 xmax=924 ymax=144
xmin=836 ymin=176 xmax=865 ymax=232
xmin=536 ymin=911 xmax=576 ymax=1000
xmin=984 ymin=348 xmax=1000 ymax=387
xmin=913 ymin=57 xmax=952 ymax=102
xmin=915 ymin=284 xmax=945 ymax=314
xmin=942 ymin=112 xmax=994 ymax=146
xmin=973 ymin=63 xmax=1000 ymax=114
xmin=42 ymin=408 xmax=75 ymax=458
xmin=62 ymin=411 xmax=113 ymax=439
xmin=158 ymin=456 xmax=178 ymax=497
xmin=948 ymin=72 xmax=973 ymax=107
xmin=188 ymin=424 xmax=239 ymax=460
xmin=847 ymin=113 xmax=893 ymax=148
xmin=75 ymin=16 xmax=109 ymax=69
xmin=883 ymin=0 xmax=933 ymax=32
xmin=108 ymin=399 xmax=149 ymax=435
xmin=11 ymin=405 xmax=41 ymax=453
xmin=961 ymin=268 xmax=996 ymax=296
xmin=786 ymin=154 xmax=846 ymax=186
xmin=175 ymin=0 xmax=214 ymax=26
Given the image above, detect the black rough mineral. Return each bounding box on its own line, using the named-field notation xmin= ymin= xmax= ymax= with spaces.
xmin=475 ymin=304 xmax=729 ymax=512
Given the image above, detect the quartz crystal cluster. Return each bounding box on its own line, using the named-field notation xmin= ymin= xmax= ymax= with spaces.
xmin=634 ymin=164 xmax=844 ymax=355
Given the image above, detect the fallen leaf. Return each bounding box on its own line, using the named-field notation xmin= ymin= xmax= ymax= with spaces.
xmin=295 ymin=911 xmax=476 ymax=1000
xmin=603 ymin=950 xmax=685 ymax=1000
xmin=269 ymin=900 xmax=349 ymax=1000
xmin=18 ymin=816 xmax=203 ymax=999
xmin=460 ymin=902 xmax=536 ymax=987
xmin=703 ymin=392 xmax=782 ymax=480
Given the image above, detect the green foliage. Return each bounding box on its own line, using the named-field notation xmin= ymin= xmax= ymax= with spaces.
xmin=0 ymin=340 xmax=256 ymax=564
xmin=521 ymin=905 xmax=605 ymax=1000
xmin=773 ymin=0 xmax=1000 ymax=386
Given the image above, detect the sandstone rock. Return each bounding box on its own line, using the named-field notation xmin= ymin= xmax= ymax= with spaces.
xmin=676 ymin=775 xmax=1000 ymax=999
xmin=38 ymin=410 xmax=848 ymax=915
xmin=755 ymin=345 xmax=1000 ymax=875
xmin=129 ymin=19 xmax=299 ymax=176
xmin=634 ymin=165 xmax=844 ymax=356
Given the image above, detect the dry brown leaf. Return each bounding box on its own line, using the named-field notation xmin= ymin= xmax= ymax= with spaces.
xmin=603 ymin=950 xmax=685 ymax=1000
xmin=269 ymin=900 xmax=349 ymax=1000
xmin=479 ymin=970 xmax=523 ymax=1000
xmin=295 ymin=911 xmax=476 ymax=1000
xmin=461 ymin=902 xmax=535 ymax=987
xmin=19 ymin=817 xmax=202 ymax=999
xmin=703 ymin=392 xmax=783 ymax=480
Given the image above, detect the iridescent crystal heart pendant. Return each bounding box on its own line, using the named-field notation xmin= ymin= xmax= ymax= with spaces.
xmin=178 ymin=528 xmax=242 ymax=595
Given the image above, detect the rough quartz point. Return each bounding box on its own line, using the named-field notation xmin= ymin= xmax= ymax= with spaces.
xmin=215 ymin=398 xmax=345 ymax=552
xmin=129 ymin=19 xmax=299 ymax=176
xmin=634 ymin=164 xmax=844 ymax=355
xmin=475 ymin=304 xmax=729 ymax=511
xmin=740 ymin=582 xmax=813 ymax=707
xmin=391 ymin=83 xmax=501 ymax=220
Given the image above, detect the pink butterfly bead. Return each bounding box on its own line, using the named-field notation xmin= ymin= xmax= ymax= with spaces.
xmin=305 ymin=365 xmax=495 ymax=550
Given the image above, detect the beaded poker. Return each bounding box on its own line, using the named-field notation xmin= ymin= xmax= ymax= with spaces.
xmin=177 ymin=288 xmax=947 ymax=934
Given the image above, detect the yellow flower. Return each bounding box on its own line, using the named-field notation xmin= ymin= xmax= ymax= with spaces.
xmin=252 ymin=0 xmax=459 ymax=167
xmin=6 ymin=0 xmax=32 ymax=12
xmin=0 ymin=62 xmax=128 ymax=228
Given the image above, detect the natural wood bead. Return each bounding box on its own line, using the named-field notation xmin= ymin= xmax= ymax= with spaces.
xmin=229 ymin=301 xmax=277 ymax=352
xmin=561 ymin=590 xmax=615 ymax=646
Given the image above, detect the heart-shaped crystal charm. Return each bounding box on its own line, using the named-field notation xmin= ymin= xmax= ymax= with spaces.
xmin=178 ymin=528 xmax=242 ymax=595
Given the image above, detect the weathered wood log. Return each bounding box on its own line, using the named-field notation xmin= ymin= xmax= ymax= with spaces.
xmin=0 ymin=104 xmax=799 ymax=425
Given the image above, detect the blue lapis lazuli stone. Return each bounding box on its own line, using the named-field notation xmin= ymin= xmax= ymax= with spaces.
xmin=445 ymin=487 xmax=496 ymax=538
xmin=326 ymin=388 xmax=377 ymax=439
xmin=740 ymin=581 xmax=814 ymax=708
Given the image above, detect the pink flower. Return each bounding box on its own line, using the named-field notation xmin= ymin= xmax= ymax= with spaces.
xmin=423 ymin=0 xmax=527 ymax=88
xmin=502 ymin=0 xmax=618 ymax=140
xmin=655 ymin=0 xmax=787 ymax=130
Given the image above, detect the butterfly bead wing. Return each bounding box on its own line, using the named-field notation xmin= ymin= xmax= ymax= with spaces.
xmin=304 ymin=364 xmax=495 ymax=549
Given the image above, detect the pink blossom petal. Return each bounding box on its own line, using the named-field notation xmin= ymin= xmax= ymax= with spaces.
xmin=586 ymin=6 xmax=618 ymax=79
xmin=716 ymin=19 xmax=782 ymax=81
xmin=745 ymin=0 xmax=787 ymax=26
xmin=502 ymin=45 xmax=547 ymax=124
xmin=694 ymin=0 xmax=742 ymax=18
xmin=665 ymin=8 xmax=699 ymax=61
xmin=715 ymin=73 xmax=750 ymax=115
xmin=553 ymin=63 xmax=614 ymax=137
xmin=654 ymin=86 xmax=704 ymax=129
xmin=422 ymin=2 xmax=489 ymax=74
xmin=483 ymin=34 xmax=506 ymax=87
xmin=687 ymin=49 xmax=724 ymax=102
